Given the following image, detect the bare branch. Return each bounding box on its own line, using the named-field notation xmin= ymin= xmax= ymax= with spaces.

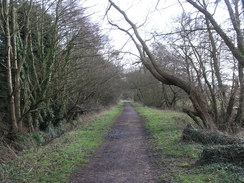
xmin=186 ymin=0 xmax=244 ymax=66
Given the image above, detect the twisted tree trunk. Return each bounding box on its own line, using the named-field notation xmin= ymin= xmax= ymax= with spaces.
xmin=108 ymin=0 xmax=216 ymax=130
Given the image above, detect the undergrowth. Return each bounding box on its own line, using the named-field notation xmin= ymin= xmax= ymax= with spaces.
xmin=0 ymin=102 xmax=123 ymax=183
xmin=133 ymin=102 xmax=244 ymax=183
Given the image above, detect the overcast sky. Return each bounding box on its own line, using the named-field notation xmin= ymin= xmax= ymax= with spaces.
xmin=83 ymin=0 xmax=184 ymax=43
xmin=81 ymin=0 xmax=230 ymax=68
xmin=81 ymin=0 xmax=185 ymax=67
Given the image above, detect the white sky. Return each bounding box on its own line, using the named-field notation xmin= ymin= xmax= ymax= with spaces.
xmin=81 ymin=0 xmax=185 ymax=67
xmin=83 ymin=0 xmax=183 ymax=43
xmin=81 ymin=0 xmax=231 ymax=68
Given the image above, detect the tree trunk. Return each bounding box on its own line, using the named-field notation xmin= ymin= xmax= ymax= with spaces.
xmin=236 ymin=63 xmax=244 ymax=127
xmin=182 ymin=124 xmax=242 ymax=144
xmin=11 ymin=0 xmax=22 ymax=132
xmin=3 ymin=0 xmax=18 ymax=135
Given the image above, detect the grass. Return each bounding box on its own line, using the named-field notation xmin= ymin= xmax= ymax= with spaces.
xmin=0 ymin=102 xmax=123 ymax=183
xmin=132 ymin=102 xmax=244 ymax=183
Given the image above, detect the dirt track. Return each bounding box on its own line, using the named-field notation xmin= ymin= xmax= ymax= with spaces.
xmin=70 ymin=102 xmax=158 ymax=183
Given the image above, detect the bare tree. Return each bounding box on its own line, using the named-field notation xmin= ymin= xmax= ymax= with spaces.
xmin=185 ymin=0 xmax=244 ymax=127
xmin=107 ymin=0 xmax=244 ymax=131
xmin=108 ymin=0 xmax=216 ymax=129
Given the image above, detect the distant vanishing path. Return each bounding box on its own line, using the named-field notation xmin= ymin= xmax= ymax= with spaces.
xmin=70 ymin=102 xmax=158 ymax=183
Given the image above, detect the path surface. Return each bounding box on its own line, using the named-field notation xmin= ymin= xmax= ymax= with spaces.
xmin=70 ymin=102 xmax=158 ymax=183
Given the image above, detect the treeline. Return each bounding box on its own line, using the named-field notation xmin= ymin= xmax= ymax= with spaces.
xmin=125 ymin=68 xmax=187 ymax=110
xmin=0 ymin=0 xmax=122 ymax=138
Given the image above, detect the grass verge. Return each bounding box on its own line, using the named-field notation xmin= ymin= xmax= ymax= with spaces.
xmin=0 ymin=102 xmax=123 ymax=183
xmin=132 ymin=102 xmax=244 ymax=183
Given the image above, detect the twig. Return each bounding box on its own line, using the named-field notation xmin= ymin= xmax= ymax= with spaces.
xmin=3 ymin=140 xmax=18 ymax=158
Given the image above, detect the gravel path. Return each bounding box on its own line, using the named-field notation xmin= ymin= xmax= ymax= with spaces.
xmin=70 ymin=102 xmax=158 ymax=183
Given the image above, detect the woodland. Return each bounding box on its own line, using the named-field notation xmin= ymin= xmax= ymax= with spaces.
xmin=0 ymin=0 xmax=123 ymax=140
xmin=0 ymin=0 xmax=244 ymax=157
